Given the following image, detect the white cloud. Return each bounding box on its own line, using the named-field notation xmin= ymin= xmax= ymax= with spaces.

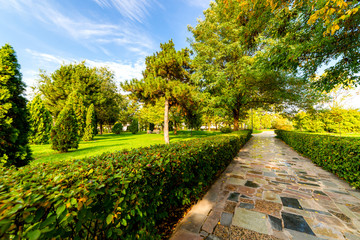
xmin=25 ymin=49 xmax=144 ymax=86
xmin=25 ymin=49 xmax=73 ymax=65
xmin=0 ymin=0 xmax=155 ymax=54
xmin=93 ymin=0 xmax=162 ymax=23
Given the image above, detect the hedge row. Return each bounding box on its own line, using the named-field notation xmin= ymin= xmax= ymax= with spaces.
xmin=0 ymin=131 xmax=252 ymax=239
xmin=275 ymin=130 xmax=360 ymax=189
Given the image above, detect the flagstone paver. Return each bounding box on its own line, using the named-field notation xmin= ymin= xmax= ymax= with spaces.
xmin=171 ymin=131 xmax=360 ymax=240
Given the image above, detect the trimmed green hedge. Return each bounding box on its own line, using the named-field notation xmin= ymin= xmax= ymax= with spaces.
xmin=0 ymin=131 xmax=251 ymax=239
xmin=275 ymin=130 xmax=360 ymax=189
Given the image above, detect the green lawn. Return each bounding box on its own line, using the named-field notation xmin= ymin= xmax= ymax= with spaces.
xmin=31 ymin=131 xmax=223 ymax=165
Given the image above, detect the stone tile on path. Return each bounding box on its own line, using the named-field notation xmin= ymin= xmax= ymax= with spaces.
xmin=282 ymin=211 xmax=315 ymax=236
xmin=220 ymin=212 xmax=233 ymax=227
xmin=232 ymin=208 xmax=269 ymax=235
xmin=170 ymin=131 xmax=360 ymax=240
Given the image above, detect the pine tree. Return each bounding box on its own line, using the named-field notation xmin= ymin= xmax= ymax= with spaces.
xmin=0 ymin=44 xmax=32 ymax=167
xmin=51 ymin=102 xmax=79 ymax=152
xmin=67 ymin=91 xmax=86 ymax=137
xmin=122 ymin=40 xmax=193 ymax=143
xmin=83 ymin=104 xmax=96 ymax=141
xmin=28 ymin=94 xmax=52 ymax=144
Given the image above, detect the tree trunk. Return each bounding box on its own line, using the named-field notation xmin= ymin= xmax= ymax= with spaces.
xmin=174 ymin=121 xmax=177 ymax=135
xmin=233 ymin=109 xmax=240 ymax=131
xmin=164 ymin=98 xmax=170 ymax=144
xmin=99 ymin=123 xmax=103 ymax=135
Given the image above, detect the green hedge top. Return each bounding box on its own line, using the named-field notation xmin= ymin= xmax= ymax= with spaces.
xmin=275 ymin=130 xmax=360 ymax=189
xmin=0 ymin=131 xmax=251 ymax=239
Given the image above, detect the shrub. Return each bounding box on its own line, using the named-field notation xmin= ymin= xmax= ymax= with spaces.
xmin=0 ymin=44 xmax=32 ymax=167
xmin=275 ymin=130 xmax=360 ymax=189
xmin=0 ymin=131 xmax=252 ymax=239
xmin=112 ymin=122 xmax=123 ymax=134
xmin=129 ymin=119 xmax=138 ymax=134
xmin=220 ymin=126 xmax=232 ymax=133
xmin=149 ymin=123 xmax=155 ymax=131
xmin=51 ymin=103 xmax=79 ymax=152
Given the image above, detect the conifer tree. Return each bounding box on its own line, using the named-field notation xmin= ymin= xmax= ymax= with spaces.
xmin=0 ymin=44 xmax=32 ymax=167
xmin=83 ymin=104 xmax=96 ymax=141
xmin=28 ymin=94 xmax=52 ymax=144
xmin=51 ymin=102 xmax=79 ymax=152
xmin=68 ymin=91 xmax=86 ymax=137
xmin=122 ymin=40 xmax=193 ymax=144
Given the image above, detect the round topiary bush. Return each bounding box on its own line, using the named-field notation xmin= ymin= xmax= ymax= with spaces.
xmin=112 ymin=122 xmax=123 ymax=134
xmin=220 ymin=127 xmax=232 ymax=133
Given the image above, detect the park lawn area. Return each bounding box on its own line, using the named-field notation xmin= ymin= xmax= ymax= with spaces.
xmin=31 ymin=130 xmax=224 ymax=165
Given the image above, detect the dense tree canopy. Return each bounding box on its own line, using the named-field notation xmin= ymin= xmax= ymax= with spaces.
xmin=189 ymin=1 xmax=319 ymax=130
xmin=221 ymin=0 xmax=360 ymax=91
xmin=0 ymin=44 xmax=32 ymax=167
xmin=122 ymin=40 xmax=195 ymax=143
xmin=38 ymin=62 xmax=122 ymax=133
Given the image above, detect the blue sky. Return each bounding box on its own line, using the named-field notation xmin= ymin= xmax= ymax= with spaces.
xmin=0 ymin=0 xmax=211 ymax=97
xmin=1 ymin=0 xmax=359 ymax=108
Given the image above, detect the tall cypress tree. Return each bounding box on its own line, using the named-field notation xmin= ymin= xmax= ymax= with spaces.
xmin=51 ymin=102 xmax=79 ymax=152
xmin=83 ymin=103 xmax=96 ymax=141
xmin=68 ymin=91 xmax=86 ymax=137
xmin=0 ymin=44 xmax=32 ymax=167
xmin=28 ymin=94 xmax=52 ymax=144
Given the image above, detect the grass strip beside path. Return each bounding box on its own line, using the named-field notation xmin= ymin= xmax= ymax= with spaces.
xmin=31 ymin=131 xmax=224 ymax=165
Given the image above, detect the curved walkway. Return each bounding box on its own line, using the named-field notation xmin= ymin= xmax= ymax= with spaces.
xmin=171 ymin=131 xmax=360 ymax=240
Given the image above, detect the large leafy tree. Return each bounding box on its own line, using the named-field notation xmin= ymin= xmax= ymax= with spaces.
xmin=0 ymin=44 xmax=32 ymax=167
xmin=189 ymin=1 xmax=312 ymax=130
xmin=38 ymin=62 xmax=121 ymax=134
xmin=122 ymin=40 xmax=194 ymax=144
xmin=28 ymin=94 xmax=52 ymax=144
xmin=222 ymin=0 xmax=360 ymax=91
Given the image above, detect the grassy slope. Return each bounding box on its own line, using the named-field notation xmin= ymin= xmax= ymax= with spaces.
xmin=31 ymin=131 xmax=223 ymax=165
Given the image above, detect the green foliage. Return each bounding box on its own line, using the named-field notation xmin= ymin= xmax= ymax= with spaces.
xmin=149 ymin=123 xmax=155 ymax=131
xmin=221 ymin=0 xmax=360 ymax=91
xmin=128 ymin=119 xmax=138 ymax=134
xmin=293 ymin=108 xmax=360 ymax=133
xmin=122 ymin=40 xmax=194 ymax=143
xmin=0 ymin=44 xmax=32 ymax=167
xmin=189 ymin=1 xmax=320 ymax=130
xmin=51 ymin=103 xmax=79 ymax=152
xmin=220 ymin=127 xmax=232 ymax=133
xmin=83 ymin=104 xmax=96 ymax=141
xmin=275 ymin=130 xmax=360 ymax=189
xmin=38 ymin=62 xmax=121 ymax=127
xmin=28 ymin=94 xmax=52 ymax=144
xmin=112 ymin=122 xmax=123 ymax=134
xmin=67 ymin=91 xmax=86 ymax=137
xmin=0 ymin=131 xmax=251 ymax=239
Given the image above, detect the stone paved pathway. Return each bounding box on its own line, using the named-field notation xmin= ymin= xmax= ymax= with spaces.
xmin=170 ymin=131 xmax=360 ymax=240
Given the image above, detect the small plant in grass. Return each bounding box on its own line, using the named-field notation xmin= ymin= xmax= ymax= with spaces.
xmin=51 ymin=103 xmax=79 ymax=152
xmin=112 ymin=122 xmax=123 ymax=134
xmin=220 ymin=127 xmax=232 ymax=133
